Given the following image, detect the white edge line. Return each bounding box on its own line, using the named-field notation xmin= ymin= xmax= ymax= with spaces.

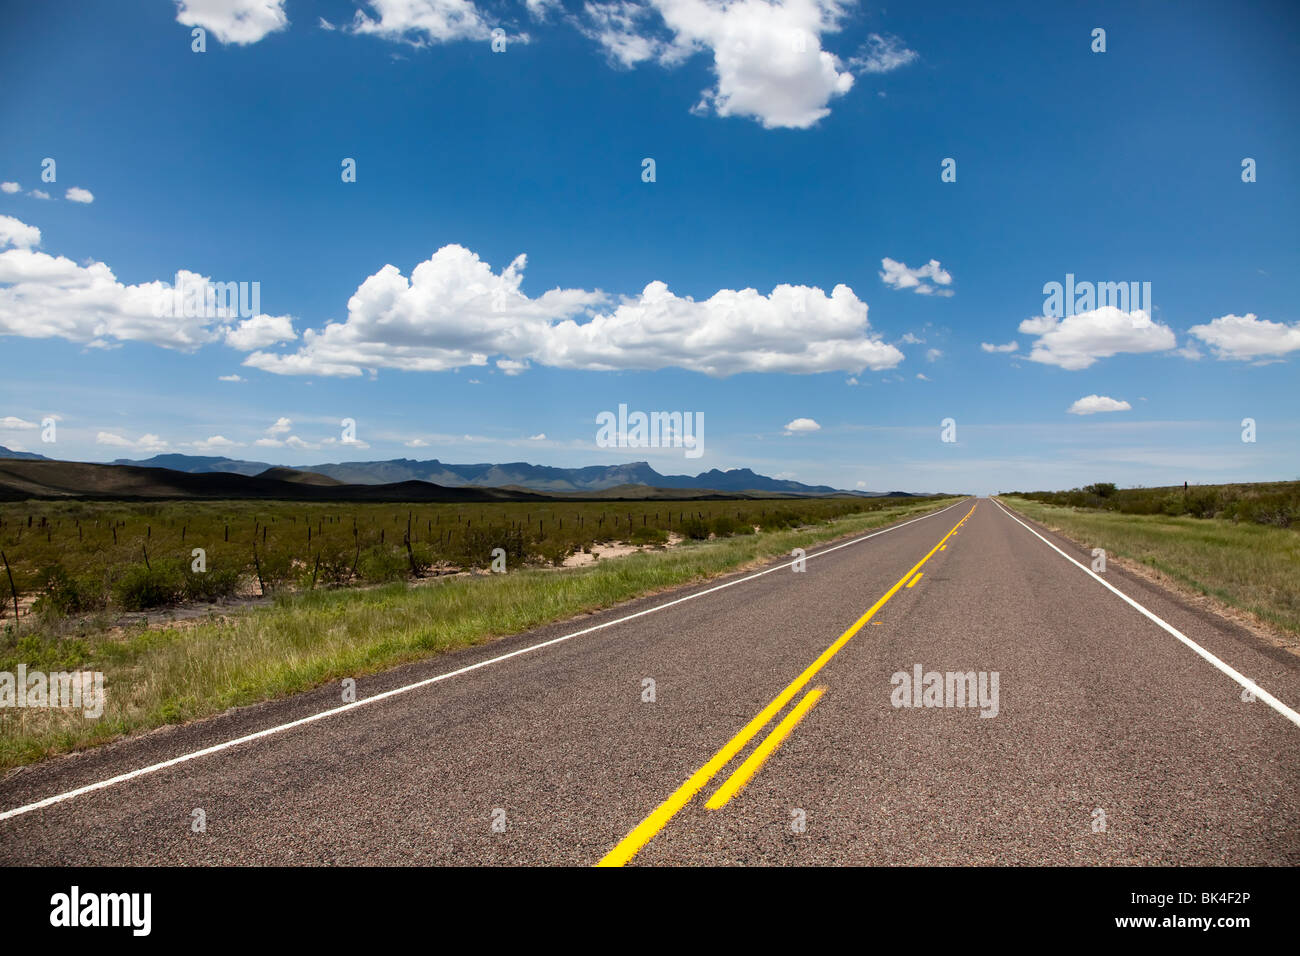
xmin=0 ymin=499 xmax=969 ymax=822
xmin=992 ymin=497 xmax=1300 ymax=730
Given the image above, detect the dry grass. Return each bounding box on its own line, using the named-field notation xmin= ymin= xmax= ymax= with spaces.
xmin=999 ymin=496 xmax=1300 ymax=643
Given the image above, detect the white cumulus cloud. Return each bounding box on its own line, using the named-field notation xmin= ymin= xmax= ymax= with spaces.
xmin=224 ymin=313 xmax=297 ymax=350
xmin=0 ymin=216 xmax=41 ymax=250
xmin=1067 ymin=395 xmax=1132 ymax=415
xmin=1 ymin=183 xmax=19 ymax=194
xmin=783 ymin=417 xmax=820 ymax=434
xmin=65 ymin=187 xmax=94 ymax=204
xmin=0 ymin=216 xmax=288 ymax=353
xmin=1187 ymin=313 xmax=1300 ymax=361
xmin=1 ymin=218 xmax=900 ymax=380
xmin=184 ymin=435 xmax=244 ymax=452
xmin=0 ymin=249 xmax=219 ymax=350
xmin=348 ymin=0 xmax=493 ymax=45
xmin=581 ymin=0 xmax=857 ymax=129
xmin=245 ymin=245 xmax=600 ymax=376
xmin=880 ymin=257 xmax=954 ymax=296
xmin=246 ymin=244 xmax=901 ymax=378
xmin=96 ymin=431 xmax=168 ymax=451
xmin=173 ymin=0 xmax=289 ymax=45
xmin=1018 ymin=307 xmax=1176 ymax=370
xmin=534 ymin=279 xmax=901 ymax=376
xmin=980 ymin=341 xmax=1018 ymax=353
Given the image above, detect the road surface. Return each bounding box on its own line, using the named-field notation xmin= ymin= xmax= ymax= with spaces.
xmin=2 ymin=498 xmax=1297 ymax=865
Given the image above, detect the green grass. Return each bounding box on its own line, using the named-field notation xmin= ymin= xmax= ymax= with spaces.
xmin=0 ymin=497 xmax=959 ymax=769
xmin=999 ymin=496 xmax=1300 ymax=640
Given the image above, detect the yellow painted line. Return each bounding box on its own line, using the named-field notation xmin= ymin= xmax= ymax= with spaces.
xmin=596 ymin=502 xmax=977 ymax=866
xmin=940 ymin=545 xmax=946 ymax=551
xmin=906 ymin=572 xmax=923 ymax=588
xmin=705 ymin=686 xmax=826 ymax=809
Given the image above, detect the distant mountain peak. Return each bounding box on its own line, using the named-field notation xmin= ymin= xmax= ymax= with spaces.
xmin=0 ymin=445 xmax=52 ymax=461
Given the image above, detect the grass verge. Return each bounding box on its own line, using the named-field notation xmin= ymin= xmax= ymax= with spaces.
xmin=998 ymin=496 xmax=1300 ymax=642
xmin=0 ymin=498 xmax=960 ymax=770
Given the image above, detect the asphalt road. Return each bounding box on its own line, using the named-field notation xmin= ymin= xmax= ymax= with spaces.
xmin=2 ymin=497 xmax=1297 ymax=865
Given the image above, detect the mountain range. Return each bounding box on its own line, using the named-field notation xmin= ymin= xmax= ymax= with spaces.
xmin=0 ymin=447 xmax=922 ymax=497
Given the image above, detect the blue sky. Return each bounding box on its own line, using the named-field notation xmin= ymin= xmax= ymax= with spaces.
xmin=1 ymin=0 xmax=1297 ymax=494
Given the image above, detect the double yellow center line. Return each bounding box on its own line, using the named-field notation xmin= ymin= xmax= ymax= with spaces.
xmin=597 ymin=502 xmax=977 ymax=866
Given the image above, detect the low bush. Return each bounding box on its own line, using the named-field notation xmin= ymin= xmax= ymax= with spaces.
xmin=32 ymin=565 xmax=97 ymax=616
xmin=1010 ymin=481 xmax=1300 ymax=530
xmin=628 ymin=525 xmax=669 ymax=546
xmin=358 ymin=547 xmax=410 ymax=583
xmin=680 ymin=518 xmax=711 ymax=540
xmin=182 ymin=565 xmax=242 ymax=602
xmin=112 ymin=561 xmax=184 ymax=610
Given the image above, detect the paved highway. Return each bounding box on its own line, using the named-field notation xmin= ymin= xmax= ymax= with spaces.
xmin=2 ymin=498 xmax=1297 ymax=865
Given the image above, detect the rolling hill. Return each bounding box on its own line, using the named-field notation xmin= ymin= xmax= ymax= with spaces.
xmin=0 ymin=445 xmax=51 ymax=461
xmin=0 ymin=460 xmax=550 ymax=503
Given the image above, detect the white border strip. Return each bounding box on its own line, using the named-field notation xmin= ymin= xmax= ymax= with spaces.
xmin=0 ymin=499 xmax=968 ymax=823
xmin=992 ymin=498 xmax=1300 ymax=729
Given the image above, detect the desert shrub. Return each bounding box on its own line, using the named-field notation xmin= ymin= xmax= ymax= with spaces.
xmin=709 ymin=515 xmax=740 ymax=537
xmin=629 ymin=525 xmax=668 ymax=546
xmin=411 ymin=543 xmax=439 ymax=570
xmin=113 ymin=561 xmax=184 ymax=610
xmin=1083 ymin=482 xmax=1118 ymax=498
xmin=1017 ymin=481 xmax=1300 ymax=530
xmin=534 ymin=538 xmax=573 ymax=566
xmin=1230 ymin=497 xmax=1296 ymax=528
xmin=680 ymin=518 xmax=711 ymax=540
xmin=255 ymin=549 xmax=296 ymax=590
xmin=1185 ymin=489 xmax=1221 ymax=519
xmin=494 ymin=528 xmax=527 ymax=565
xmin=1122 ymin=492 xmax=1167 ymax=515
xmin=1159 ymin=494 xmax=1186 ymax=517
xmin=442 ymin=527 xmax=521 ymax=570
xmin=759 ymin=510 xmax=801 ymax=531
xmin=32 ymin=564 xmax=96 ymax=616
xmin=182 ymin=565 xmax=242 ymax=602
xmin=358 ymin=547 xmax=410 ymax=583
xmin=310 ymin=543 xmax=357 ymax=587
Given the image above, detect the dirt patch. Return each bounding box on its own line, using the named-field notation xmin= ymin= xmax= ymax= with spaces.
xmin=0 ymin=591 xmax=38 ymax=622
xmin=561 ymin=532 xmax=688 ymax=568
